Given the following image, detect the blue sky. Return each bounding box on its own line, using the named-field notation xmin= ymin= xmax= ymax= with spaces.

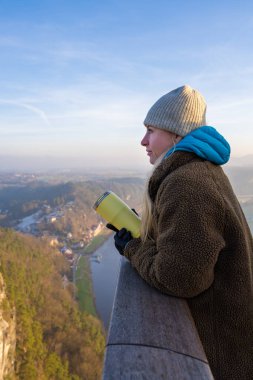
xmin=0 ymin=0 xmax=253 ymax=170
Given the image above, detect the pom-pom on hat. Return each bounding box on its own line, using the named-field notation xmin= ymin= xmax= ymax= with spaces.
xmin=144 ymin=85 xmax=207 ymax=137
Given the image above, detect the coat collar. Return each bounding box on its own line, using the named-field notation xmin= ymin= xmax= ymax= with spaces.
xmin=148 ymin=151 xmax=201 ymax=202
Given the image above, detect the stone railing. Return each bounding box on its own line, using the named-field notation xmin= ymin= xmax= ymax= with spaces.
xmin=102 ymin=257 xmax=213 ymax=379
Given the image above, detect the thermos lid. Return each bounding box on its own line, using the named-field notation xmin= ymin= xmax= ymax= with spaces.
xmin=93 ymin=191 xmax=111 ymax=210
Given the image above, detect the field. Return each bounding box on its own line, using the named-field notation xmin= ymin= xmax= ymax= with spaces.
xmin=75 ymin=229 xmax=112 ymax=315
xmin=75 ymin=255 xmax=97 ymax=315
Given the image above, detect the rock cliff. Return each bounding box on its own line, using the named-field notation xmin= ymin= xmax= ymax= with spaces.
xmin=0 ymin=273 xmax=15 ymax=380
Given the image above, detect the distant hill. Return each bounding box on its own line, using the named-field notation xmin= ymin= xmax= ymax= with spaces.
xmin=228 ymin=155 xmax=253 ymax=167
xmin=224 ymin=166 xmax=253 ymax=234
xmin=0 ymin=177 xmax=145 ymax=239
xmin=0 ymin=170 xmax=250 ymax=237
xmin=224 ymin=166 xmax=253 ymax=196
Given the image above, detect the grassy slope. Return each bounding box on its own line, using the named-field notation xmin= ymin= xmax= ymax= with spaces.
xmin=76 ymin=255 xmax=96 ymax=315
xmin=75 ymin=229 xmax=112 ymax=316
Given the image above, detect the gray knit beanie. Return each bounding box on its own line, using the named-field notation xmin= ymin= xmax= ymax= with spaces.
xmin=144 ymin=85 xmax=207 ymax=136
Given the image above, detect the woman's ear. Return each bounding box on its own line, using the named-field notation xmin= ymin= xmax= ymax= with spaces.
xmin=175 ymin=134 xmax=182 ymax=142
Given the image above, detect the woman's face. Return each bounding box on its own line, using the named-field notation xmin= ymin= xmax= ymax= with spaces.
xmin=141 ymin=126 xmax=177 ymax=164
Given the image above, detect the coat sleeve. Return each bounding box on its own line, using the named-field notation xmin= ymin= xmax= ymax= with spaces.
xmin=124 ymin=168 xmax=226 ymax=298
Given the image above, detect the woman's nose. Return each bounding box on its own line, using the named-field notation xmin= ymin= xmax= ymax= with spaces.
xmin=141 ymin=133 xmax=148 ymax=146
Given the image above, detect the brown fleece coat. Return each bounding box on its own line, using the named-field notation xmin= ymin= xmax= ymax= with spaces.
xmin=124 ymin=151 xmax=253 ymax=380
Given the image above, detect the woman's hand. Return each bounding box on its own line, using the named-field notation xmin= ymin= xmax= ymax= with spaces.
xmin=106 ymin=224 xmax=133 ymax=255
xmin=114 ymin=228 xmax=133 ymax=255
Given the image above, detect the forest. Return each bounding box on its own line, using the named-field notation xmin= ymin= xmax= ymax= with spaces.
xmin=0 ymin=228 xmax=105 ymax=380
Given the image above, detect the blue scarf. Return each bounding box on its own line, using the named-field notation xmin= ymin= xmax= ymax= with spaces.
xmin=164 ymin=126 xmax=230 ymax=165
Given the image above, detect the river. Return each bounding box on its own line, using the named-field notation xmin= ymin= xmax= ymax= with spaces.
xmin=89 ymin=236 xmax=121 ymax=330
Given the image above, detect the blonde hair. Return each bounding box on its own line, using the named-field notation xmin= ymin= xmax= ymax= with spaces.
xmin=140 ymin=181 xmax=154 ymax=242
xmin=140 ymin=154 xmax=165 ymax=242
xmin=140 ymin=139 xmax=178 ymax=242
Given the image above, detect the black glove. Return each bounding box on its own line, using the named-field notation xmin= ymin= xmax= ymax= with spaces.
xmin=114 ymin=228 xmax=133 ymax=255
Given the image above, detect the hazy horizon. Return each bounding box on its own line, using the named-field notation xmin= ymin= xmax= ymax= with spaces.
xmin=1 ymin=153 xmax=253 ymax=173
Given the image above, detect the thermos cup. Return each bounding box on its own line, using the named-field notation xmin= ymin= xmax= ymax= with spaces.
xmin=93 ymin=191 xmax=141 ymax=238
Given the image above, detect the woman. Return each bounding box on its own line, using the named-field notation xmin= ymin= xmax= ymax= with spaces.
xmin=111 ymin=85 xmax=253 ymax=380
